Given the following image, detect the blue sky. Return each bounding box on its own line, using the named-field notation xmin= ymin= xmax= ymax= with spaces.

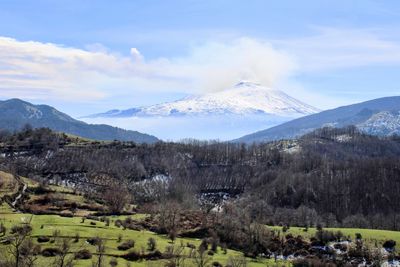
xmin=0 ymin=0 xmax=400 ymax=117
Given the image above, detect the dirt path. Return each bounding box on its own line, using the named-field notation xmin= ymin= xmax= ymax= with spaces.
xmin=11 ymin=175 xmax=27 ymax=208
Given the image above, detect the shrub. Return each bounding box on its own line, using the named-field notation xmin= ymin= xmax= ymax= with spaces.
xmin=117 ymin=240 xmax=135 ymax=251
xmin=383 ymin=240 xmax=396 ymax=250
xmin=32 ymin=183 xmax=49 ymax=194
xmin=122 ymin=251 xmax=140 ymax=261
xmin=220 ymin=243 xmax=227 ymax=254
xmin=210 ymin=237 xmax=218 ymax=252
xmin=37 ymin=236 xmax=50 ymax=243
xmin=168 ymin=229 xmax=176 ymax=243
xmin=86 ymin=237 xmax=101 ymax=246
xmin=42 ymin=247 xmax=61 ymax=257
xmin=199 ymin=239 xmax=208 ymax=251
xmin=314 ymin=230 xmax=340 ymax=245
xmin=74 ymin=249 xmax=92 ymax=259
xmin=109 ymin=257 xmax=118 ymax=267
xmin=115 ymin=219 xmax=123 ymax=228
xmin=187 ymin=242 xmax=196 ymax=249
xmin=73 ymin=233 xmax=79 ymax=243
xmin=147 ymin=237 xmax=157 ymax=251
xmin=60 ymin=213 xmax=73 ymax=218
xmin=142 ymin=250 xmax=163 ymax=260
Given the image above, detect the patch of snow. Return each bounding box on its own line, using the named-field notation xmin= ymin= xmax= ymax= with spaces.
xmin=24 ymin=104 xmax=43 ymax=119
xmin=322 ymin=122 xmax=338 ymax=128
xmin=335 ymin=134 xmax=352 ymax=142
xmin=357 ymin=111 xmax=400 ymax=136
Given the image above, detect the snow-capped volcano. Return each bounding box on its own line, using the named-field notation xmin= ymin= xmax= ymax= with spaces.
xmin=82 ymin=81 xmax=319 ymax=141
xmin=86 ymin=81 xmax=319 ymax=118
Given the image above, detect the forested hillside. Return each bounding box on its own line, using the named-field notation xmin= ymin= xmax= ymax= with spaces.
xmin=1 ymin=126 xmax=399 ymax=231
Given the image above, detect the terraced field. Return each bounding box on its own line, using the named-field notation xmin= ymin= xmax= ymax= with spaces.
xmin=0 ymin=203 xmax=285 ymax=266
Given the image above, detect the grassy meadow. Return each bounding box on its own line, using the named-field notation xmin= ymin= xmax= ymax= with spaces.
xmin=0 ymin=202 xmax=285 ymax=267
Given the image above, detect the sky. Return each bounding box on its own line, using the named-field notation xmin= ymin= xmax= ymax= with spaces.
xmin=1 ymin=0 xmax=400 ymax=117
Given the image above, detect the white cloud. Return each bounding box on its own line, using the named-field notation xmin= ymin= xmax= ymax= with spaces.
xmin=163 ymin=38 xmax=296 ymax=92
xmin=2 ymin=29 xmax=400 ymax=104
xmin=0 ymin=37 xmax=129 ymax=101
xmin=130 ymin=47 xmax=143 ymax=62
xmin=0 ymin=36 xmax=295 ymax=101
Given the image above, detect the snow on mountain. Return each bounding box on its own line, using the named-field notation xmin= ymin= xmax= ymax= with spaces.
xmin=235 ymin=96 xmax=400 ymax=143
xmin=86 ymin=81 xmax=319 ymax=118
xmin=357 ymin=111 xmax=400 ymax=136
xmin=82 ymin=81 xmax=320 ymax=141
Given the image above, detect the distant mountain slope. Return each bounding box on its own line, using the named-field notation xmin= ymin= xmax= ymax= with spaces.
xmin=235 ymin=96 xmax=400 ymax=143
xmin=86 ymin=81 xmax=319 ymax=118
xmin=0 ymin=99 xmax=159 ymax=143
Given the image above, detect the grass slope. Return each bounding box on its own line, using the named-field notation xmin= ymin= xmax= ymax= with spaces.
xmin=269 ymin=226 xmax=400 ymax=249
xmin=0 ymin=205 xmax=283 ymax=266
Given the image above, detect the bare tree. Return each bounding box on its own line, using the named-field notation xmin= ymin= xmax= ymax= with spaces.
xmin=226 ymin=256 xmax=247 ymax=267
xmin=147 ymin=237 xmax=157 ymax=251
xmin=53 ymin=238 xmax=74 ymax=267
xmin=164 ymin=245 xmax=187 ymax=267
xmin=157 ymin=201 xmax=181 ymax=233
xmin=92 ymin=238 xmax=106 ymax=267
xmin=0 ymin=222 xmax=6 ymax=236
xmin=20 ymin=239 xmax=41 ymax=267
xmin=103 ymin=184 xmax=131 ymax=214
xmin=192 ymin=246 xmax=211 ymax=267
xmin=7 ymin=224 xmax=32 ymax=267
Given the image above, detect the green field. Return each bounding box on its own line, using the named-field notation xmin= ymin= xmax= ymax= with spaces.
xmin=2 ymin=204 xmax=399 ymax=266
xmin=1 ymin=172 xmax=399 ymax=266
xmin=0 ymin=203 xmax=287 ymax=267
xmin=269 ymin=225 xmax=400 ymax=249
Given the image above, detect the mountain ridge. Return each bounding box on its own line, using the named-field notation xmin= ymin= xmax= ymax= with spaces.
xmin=235 ymin=96 xmax=400 ymax=143
xmin=0 ymin=98 xmax=159 ymax=143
